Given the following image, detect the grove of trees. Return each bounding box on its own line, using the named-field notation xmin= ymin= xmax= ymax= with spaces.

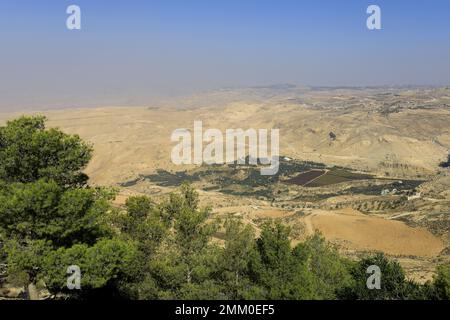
xmin=0 ymin=116 xmax=448 ymax=300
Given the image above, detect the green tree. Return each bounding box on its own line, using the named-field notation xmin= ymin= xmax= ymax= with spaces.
xmin=0 ymin=116 xmax=92 ymax=187
xmin=247 ymin=221 xmax=318 ymax=299
xmin=294 ymin=233 xmax=354 ymax=299
xmin=2 ymin=239 xmax=52 ymax=294
xmin=112 ymin=195 xmax=170 ymax=299
xmin=42 ymin=239 xmax=138 ymax=298
xmin=432 ymin=264 xmax=450 ymax=299
xmin=0 ymin=179 xmax=112 ymax=247
xmin=216 ymin=219 xmax=255 ymax=299
xmin=0 ymin=116 xmax=135 ymax=299
xmin=339 ymin=253 xmax=420 ymax=300
xmin=139 ymin=184 xmax=221 ymax=299
xmin=121 ymin=196 xmax=168 ymax=253
xmin=125 ymin=196 xmax=154 ymax=220
xmin=248 ymin=221 xmax=292 ymax=297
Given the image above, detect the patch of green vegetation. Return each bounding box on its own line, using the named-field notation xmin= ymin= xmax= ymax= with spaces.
xmin=343 ymin=180 xmax=424 ymax=196
xmin=124 ymin=157 xmax=423 ymax=200
xmin=137 ymin=157 xmax=328 ymax=197
xmin=293 ymin=194 xmax=337 ymax=202
xmin=143 ymin=170 xmax=199 ymax=187
xmin=306 ymin=169 xmax=373 ymax=187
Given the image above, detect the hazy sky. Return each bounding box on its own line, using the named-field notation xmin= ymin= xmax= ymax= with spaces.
xmin=1 ymin=0 xmax=450 ymax=110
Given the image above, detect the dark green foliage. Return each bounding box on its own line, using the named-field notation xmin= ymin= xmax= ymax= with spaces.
xmin=0 ymin=116 xmax=92 ymax=187
xmin=0 ymin=179 xmax=112 ymax=247
xmin=431 ymin=265 xmax=450 ymax=299
xmin=244 ymin=224 xmax=353 ymax=300
xmin=294 ymin=234 xmax=354 ymax=299
xmin=216 ymin=219 xmax=255 ymax=299
xmin=0 ymin=116 xmax=135 ymax=298
xmin=338 ymin=253 xmax=422 ymax=300
xmin=141 ymin=160 xmax=420 ymax=200
xmin=247 ymin=221 xmax=316 ymax=299
xmin=152 ymin=185 xmax=219 ymax=299
xmin=138 ymin=158 xmax=327 ymax=198
xmin=120 ymin=196 xmax=168 ymax=255
xmin=42 ymin=239 xmax=138 ymax=294
xmin=125 ymin=196 xmax=154 ymax=220
xmin=304 ymin=169 xmax=373 ymax=187
xmin=3 ymin=239 xmax=52 ymax=287
xmin=116 ymin=184 xmax=221 ymax=300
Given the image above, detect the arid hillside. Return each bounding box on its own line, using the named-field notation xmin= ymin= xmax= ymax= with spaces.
xmin=2 ymin=87 xmax=449 ymax=185
xmin=1 ymin=86 xmax=449 ymax=282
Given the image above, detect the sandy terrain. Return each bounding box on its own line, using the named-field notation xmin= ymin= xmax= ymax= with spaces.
xmin=302 ymin=208 xmax=444 ymax=257
xmin=1 ymin=97 xmax=449 ymax=187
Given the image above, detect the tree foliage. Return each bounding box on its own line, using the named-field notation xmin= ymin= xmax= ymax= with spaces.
xmin=0 ymin=116 xmax=134 ymax=298
xmin=338 ymin=253 xmax=424 ymax=300
xmin=0 ymin=179 xmax=112 ymax=247
xmin=431 ymin=265 xmax=450 ymax=299
xmin=0 ymin=116 xmax=92 ymax=187
xmin=42 ymin=239 xmax=138 ymax=295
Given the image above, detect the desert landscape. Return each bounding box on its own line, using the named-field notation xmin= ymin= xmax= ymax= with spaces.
xmin=1 ymin=85 xmax=448 ymax=283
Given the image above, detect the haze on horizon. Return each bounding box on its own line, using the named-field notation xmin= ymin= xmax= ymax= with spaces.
xmin=1 ymin=0 xmax=450 ymax=111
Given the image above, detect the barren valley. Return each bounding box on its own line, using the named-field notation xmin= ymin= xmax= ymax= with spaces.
xmin=1 ymin=86 xmax=449 ymax=283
